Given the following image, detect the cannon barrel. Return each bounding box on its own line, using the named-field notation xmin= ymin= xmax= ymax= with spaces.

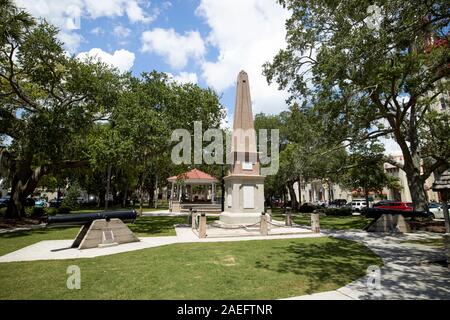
xmin=46 ymin=210 xmax=137 ymax=227
xmin=363 ymin=208 xmax=432 ymax=219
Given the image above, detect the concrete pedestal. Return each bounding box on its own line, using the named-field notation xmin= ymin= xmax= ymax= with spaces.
xmin=220 ymin=174 xmax=265 ymax=225
xmin=220 ymin=212 xmax=261 ymax=225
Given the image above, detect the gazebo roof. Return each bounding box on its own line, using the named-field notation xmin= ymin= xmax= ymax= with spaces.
xmin=167 ymin=168 xmax=218 ymax=184
xmin=432 ymin=169 xmax=450 ymax=191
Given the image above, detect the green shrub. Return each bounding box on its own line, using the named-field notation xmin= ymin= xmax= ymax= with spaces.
xmin=45 ymin=207 xmax=58 ymax=216
xmin=25 ymin=207 xmax=46 ymax=217
xmin=30 ymin=207 xmax=46 ymax=217
xmin=25 ymin=206 xmax=33 ymax=216
xmin=299 ymin=204 xmax=320 ymax=213
xmin=61 ymin=181 xmax=81 ymax=211
xmin=324 ymin=208 xmax=352 ymax=216
xmin=0 ymin=207 xmax=6 ymax=217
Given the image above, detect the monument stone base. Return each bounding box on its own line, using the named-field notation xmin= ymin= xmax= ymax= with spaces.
xmin=219 ymin=212 xmax=262 ymax=226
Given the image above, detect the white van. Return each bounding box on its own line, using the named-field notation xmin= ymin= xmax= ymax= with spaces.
xmin=351 ymin=199 xmax=367 ymax=212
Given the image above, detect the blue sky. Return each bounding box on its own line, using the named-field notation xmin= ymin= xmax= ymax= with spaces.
xmin=13 ymin=0 xmax=403 ymax=155
xmin=15 ymin=0 xmax=291 ymax=128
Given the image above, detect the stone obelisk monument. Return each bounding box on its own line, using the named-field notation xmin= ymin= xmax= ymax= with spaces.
xmin=220 ymin=70 xmax=265 ymax=225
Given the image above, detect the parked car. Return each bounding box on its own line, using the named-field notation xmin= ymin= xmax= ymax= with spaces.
xmin=49 ymin=198 xmax=63 ymax=208
xmin=271 ymin=198 xmax=284 ymax=208
xmin=0 ymin=197 xmax=35 ymax=208
xmin=372 ymin=201 xmax=413 ymax=211
xmin=428 ymin=203 xmax=444 ymax=219
xmin=34 ymin=199 xmax=47 ymax=208
xmin=299 ymin=202 xmax=319 ymax=213
xmin=0 ymin=197 xmax=10 ymax=208
xmin=351 ymin=199 xmax=368 ymax=212
xmin=372 ymin=200 xmax=393 ymax=207
xmin=364 ymin=207 xmax=433 ymax=219
xmin=24 ymin=197 xmax=35 ymax=207
xmin=328 ymin=199 xmax=347 ymax=208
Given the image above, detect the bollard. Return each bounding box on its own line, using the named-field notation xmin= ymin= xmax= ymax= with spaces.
xmin=285 ymin=212 xmax=292 ymax=227
xmin=444 ymin=233 xmax=450 ymax=269
xmin=285 ymin=211 xmax=292 ymax=227
xmin=187 ymin=207 xmax=193 ymax=225
xmin=260 ymin=212 xmax=268 ymax=236
xmin=199 ymin=213 xmax=207 ymax=238
xmin=191 ymin=209 xmax=197 ymax=229
xmin=311 ymin=212 xmax=320 ymax=233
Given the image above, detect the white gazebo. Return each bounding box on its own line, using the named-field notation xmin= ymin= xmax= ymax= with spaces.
xmin=167 ymin=168 xmax=219 ymax=212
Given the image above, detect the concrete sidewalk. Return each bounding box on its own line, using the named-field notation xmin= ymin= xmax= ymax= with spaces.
xmin=284 ymin=231 xmax=450 ymax=300
xmin=0 ymin=226 xmax=324 ymax=263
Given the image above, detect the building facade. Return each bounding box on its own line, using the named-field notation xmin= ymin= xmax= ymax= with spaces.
xmin=383 ymin=155 xmax=440 ymax=203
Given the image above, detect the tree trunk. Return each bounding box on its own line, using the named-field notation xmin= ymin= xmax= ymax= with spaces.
xmin=403 ymin=162 xmax=428 ymax=212
xmin=105 ymin=164 xmax=112 ymax=211
xmin=296 ymin=177 xmax=302 ymax=206
xmin=154 ymin=176 xmax=158 ymax=209
xmin=287 ymin=181 xmax=299 ymax=211
xmin=5 ymin=177 xmax=26 ymax=219
xmin=5 ymin=163 xmax=35 ymax=219
xmin=122 ymin=184 xmax=128 ymax=208
xmin=441 ymin=191 xmax=450 ymax=234
xmin=364 ymin=187 xmax=370 ymax=209
xmin=393 ymin=128 xmax=429 ymax=212
xmin=139 ymin=186 xmax=144 ymax=216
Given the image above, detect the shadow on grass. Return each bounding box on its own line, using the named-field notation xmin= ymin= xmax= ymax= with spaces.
xmin=270 ymin=214 xmax=370 ymax=230
xmin=0 ymin=226 xmax=77 ymax=240
xmin=255 ymin=238 xmax=381 ymax=294
xmin=129 ymin=216 xmax=186 ymax=236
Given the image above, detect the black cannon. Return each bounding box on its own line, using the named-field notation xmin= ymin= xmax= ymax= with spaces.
xmin=363 ymin=208 xmax=432 ymax=219
xmin=46 ymin=210 xmax=137 ymax=227
xmin=363 ymin=208 xmax=432 ymax=233
xmin=47 ymin=210 xmax=139 ymax=250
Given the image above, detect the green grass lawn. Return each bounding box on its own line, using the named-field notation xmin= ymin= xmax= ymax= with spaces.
xmin=0 ymin=236 xmax=381 ymax=299
xmin=270 ymin=210 xmax=371 ymax=230
xmin=71 ymin=206 xmax=168 ymax=214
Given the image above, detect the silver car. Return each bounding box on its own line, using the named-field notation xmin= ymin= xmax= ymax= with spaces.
xmin=428 ymin=203 xmax=444 ymax=219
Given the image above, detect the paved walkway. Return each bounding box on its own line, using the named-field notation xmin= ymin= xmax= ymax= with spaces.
xmin=0 ymin=226 xmax=323 ymax=262
xmin=285 ymin=231 xmax=450 ymax=300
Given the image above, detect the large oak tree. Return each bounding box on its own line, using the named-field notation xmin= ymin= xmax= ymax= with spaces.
xmin=0 ymin=0 xmax=122 ymax=218
xmin=264 ymin=0 xmax=449 ymax=211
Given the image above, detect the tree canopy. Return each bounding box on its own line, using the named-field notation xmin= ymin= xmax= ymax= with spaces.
xmin=264 ymin=0 xmax=449 ymax=210
xmin=0 ymin=0 xmax=224 ymax=218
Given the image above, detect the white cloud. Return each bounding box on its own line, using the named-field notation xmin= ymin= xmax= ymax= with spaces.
xmin=196 ymin=0 xmax=290 ymax=114
xmin=141 ymin=28 xmax=205 ymax=69
xmin=379 ymin=137 xmax=402 ymax=156
xmin=76 ymin=48 xmax=135 ymax=72
xmin=14 ymin=0 xmax=156 ymax=52
xmin=166 ymin=72 xmax=198 ymax=84
xmin=15 ymin=0 xmax=84 ymax=52
xmin=126 ymin=1 xmax=157 ymax=24
xmin=84 ymin=0 xmax=123 ymax=18
xmin=58 ymin=32 xmax=84 ymax=54
xmin=84 ymin=0 xmax=156 ymax=23
xmin=113 ymin=25 xmax=131 ymax=38
xmin=90 ymin=26 xmax=104 ymax=35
